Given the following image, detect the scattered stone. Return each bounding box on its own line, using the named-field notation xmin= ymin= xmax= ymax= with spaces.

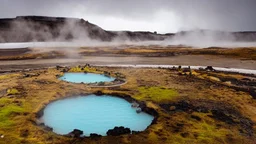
xmin=172 ymin=123 xmax=184 ymax=133
xmin=131 ymin=131 xmax=140 ymax=134
xmin=205 ymin=66 xmax=215 ymax=71
xmin=182 ymin=68 xmax=191 ymax=73
xmin=210 ymin=109 xmax=234 ymax=124
xmin=103 ymin=71 xmax=111 ymax=77
xmin=191 ymin=115 xmax=201 ymax=121
xmin=136 ymin=108 xmax=142 ymax=113
xmin=248 ymin=88 xmax=256 ymax=99
xmin=181 ymin=132 xmax=189 ymax=138
xmin=23 ymin=74 xmax=30 ymax=78
xmin=36 ymin=109 xmax=44 ymax=118
xmin=199 ymin=67 xmax=204 ymax=70
xmin=67 ymin=129 xmax=83 ymax=138
xmin=95 ymin=91 xmax=103 ymax=96
xmin=85 ymin=63 xmax=90 ymax=67
xmin=98 ymin=82 xmax=105 ymax=86
xmin=23 ymin=73 xmax=40 ymax=78
xmin=90 ymin=133 xmax=102 ymax=138
xmin=176 ymin=123 xmax=184 ymax=127
xmin=20 ymin=129 xmax=29 ymax=137
xmin=56 ymin=65 xmax=64 ymax=70
xmin=44 ymin=126 xmax=53 ymax=132
xmin=169 ymin=106 xmax=176 ymax=111
xmin=61 ymin=68 xmax=69 ymax=73
xmin=106 ymin=126 xmax=131 ymax=136
xmin=161 ymin=99 xmax=254 ymax=136
xmin=131 ymin=102 xmax=139 ymax=108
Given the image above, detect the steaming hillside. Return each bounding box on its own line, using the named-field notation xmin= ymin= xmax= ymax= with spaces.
xmin=0 ymin=16 xmax=256 ymax=44
xmin=0 ymin=16 xmax=166 ymax=43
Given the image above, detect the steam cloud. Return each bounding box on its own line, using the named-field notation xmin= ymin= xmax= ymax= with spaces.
xmin=0 ymin=17 xmax=256 ymax=49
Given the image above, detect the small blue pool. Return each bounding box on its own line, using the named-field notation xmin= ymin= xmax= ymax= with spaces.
xmin=59 ymin=73 xmax=115 ymax=83
xmin=42 ymin=95 xmax=154 ymax=136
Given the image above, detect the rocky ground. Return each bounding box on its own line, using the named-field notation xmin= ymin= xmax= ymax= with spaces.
xmin=0 ymin=46 xmax=255 ymax=72
xmin=0 ymin=46 xmax=255 ymax=143
xmin=0 ymin=65 xmax=255 ymax=144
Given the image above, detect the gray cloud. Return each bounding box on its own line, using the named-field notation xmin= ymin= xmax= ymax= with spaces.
xmin=0 ymin=0 xmax=256 ymax=33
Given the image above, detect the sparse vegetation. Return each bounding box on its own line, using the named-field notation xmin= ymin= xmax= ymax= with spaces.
xmin=0 ymin=66 xmax=255 ymax=144
xmin=69 ymin=66 xmax=99 ymax=73
xmin=135 ymin=87 xmax=178 ymax=102
xmin=0 ymin=98 xmax=25 ymax=128
xmin=6 ymin=88 xmax=19 ymax=95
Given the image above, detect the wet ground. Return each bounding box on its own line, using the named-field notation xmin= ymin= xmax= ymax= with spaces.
xmin=0 ymin=55 xmax=255 ymax=72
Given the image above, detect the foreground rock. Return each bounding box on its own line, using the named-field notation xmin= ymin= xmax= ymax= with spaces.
xmin=90 ymin=133 xmax=102 ymax=138
xmin=67 ymin=129 xmax=83 ymax=138
xmin=106 ymin=126 xmax=131 ymax=136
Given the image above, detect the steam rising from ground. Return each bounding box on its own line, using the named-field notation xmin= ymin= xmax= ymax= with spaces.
xmin=0 ymin=17 xmax=256 ymax=49
xmin=164 ymin=30 xmax=256 ymax=48
xmin=1 ymin=39 xmax=256 ymax=49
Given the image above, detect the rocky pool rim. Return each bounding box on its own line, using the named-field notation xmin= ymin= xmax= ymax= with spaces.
xmin=35 ymin=91 xmax=159 ymax=138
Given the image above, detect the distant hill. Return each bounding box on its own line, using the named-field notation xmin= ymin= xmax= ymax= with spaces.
xmin=0 ymin=16 xmax=255 ymax=43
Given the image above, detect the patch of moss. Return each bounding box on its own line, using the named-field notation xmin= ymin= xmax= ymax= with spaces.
xmin=0 ymin=98 xmax=25 ymax=128
xmin=69 ymin=66 xmax=99 ymax=73
xmin=7 ymin=88 xmax=19 ymax=95
xmin=188 ymin=112 xmax=230 ymax=143
xmin=135 ymin=87 xmax=178 ymax=102
xmin=0 ymin=74 xmax=19 ymax=80
xmin=0 ymin=75 xmax=10 ymax=80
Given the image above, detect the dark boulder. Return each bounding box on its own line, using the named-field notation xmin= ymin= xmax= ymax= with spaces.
xmin=205 ymin=66 xmax=215 ymax=71
xmin=106 ymin=126 xmax=131 ymax=136
xmin=191 ymin=115 xmax=202 ymax=121
xmin=44 ymin=126 xmax=53 ymax=132
xmin=136 ymin=108 xmax=142 ymax=113
xmin=61 ymin=68 xmax=69 ymax=73
xmin=90 ymin=133 xmax=102 ymax=138
xmin=20 ymin=129 xmax=29 ymax=137
xmin=131 ymin=131 xmax=140 ymax=134
xmin=23 ymin=74 xmax=30 ymax=78
xmin=85 ymin=63 xmax=90 ymax=67
xmin=36 ymin=109 xmax=44 ymax=118
xmin=67 ymin=129 xmax=83 ymax=138
xmin=37 ymin=123 xmax=53 ymax=131
xmin=248 ymin=88 xmax=256 ymax=99
xmin=56 ymin=65 xmax=64 ymax=70
xmin=95 ymin=91 xmax=104 ymax=96
xmin=210 ymin=109 xmax=235 ymax=124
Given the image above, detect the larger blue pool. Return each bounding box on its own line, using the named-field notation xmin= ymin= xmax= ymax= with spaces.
xmin=42 ymin=95 xmax=154 ymax=136
xmin=59 ymin=73 xmax=115 ymax=83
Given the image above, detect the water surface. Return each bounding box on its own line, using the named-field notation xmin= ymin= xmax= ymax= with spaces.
xmin=42 ymin=95 xmax=154 ymax=136
xmin=59 ymin=73 xmax=115 ymax=83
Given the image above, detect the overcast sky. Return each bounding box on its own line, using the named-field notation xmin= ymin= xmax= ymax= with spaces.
xmin=1 ymin=0 xmax=256 ymax=33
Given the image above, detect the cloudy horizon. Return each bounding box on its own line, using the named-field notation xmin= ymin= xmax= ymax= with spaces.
xmin=1 ymin=0 xmax=256 ymax=33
